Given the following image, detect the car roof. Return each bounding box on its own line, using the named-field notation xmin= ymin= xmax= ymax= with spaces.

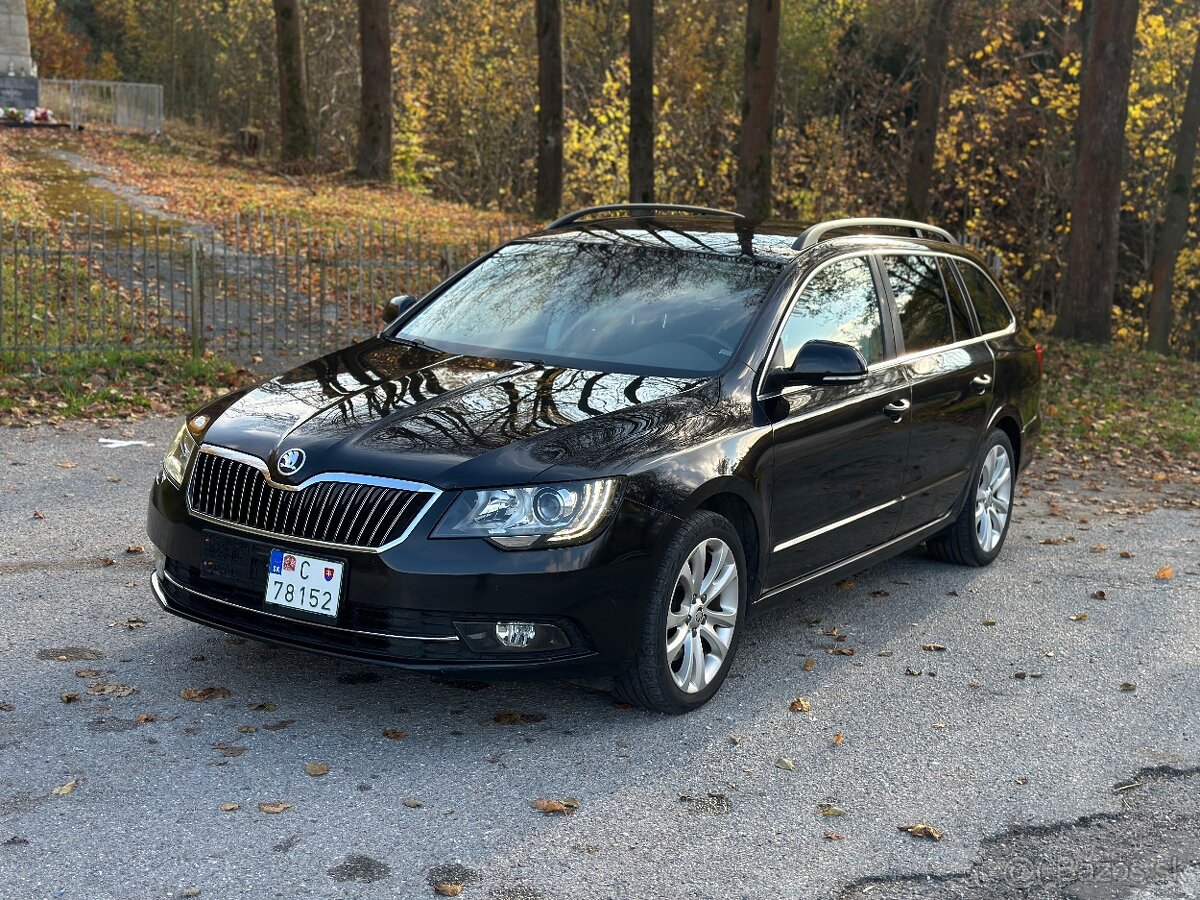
xmin=522 ymin=214 xmax=993 ymax=271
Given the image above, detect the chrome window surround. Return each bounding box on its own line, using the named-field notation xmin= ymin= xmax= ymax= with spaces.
xmin=184 ymin=444 xmax=443 ymax=553
xmin=757 ymin=249 xmax=1016 ymax=400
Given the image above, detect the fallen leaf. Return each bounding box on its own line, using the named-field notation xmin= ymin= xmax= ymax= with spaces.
xmin=0 ymin=702 xmax=13 ymax=712
xmin=877 ymin=650 xmax=894 ymax=657
xmin=835 ymin=578 xmax=855 ymax=590
xmin=982 ymin=619 xmax=997 ymax=626
xmin=1120 ymin=682 xmax=1137 ymax=692
xmin=827 ymin=647 xmax=855 ymax=656
xmin=57 ymin=461 xmax=78 ymax=469
xmin=494 ymin=711 xmax=545 ymax=725
xmin=729 ymin=734 xmax=741 ymax=746
xmin=825 ymin=831 xmax=845 ymax=841
xmin=1119 ymin=550 xmax=1134 ymax=559
xmin=248 ymin=701 xmax=277 ymax=711
xmin=383 ymin=729 xmax=407 ymax=740
xmin=1090 ymin=544 xmax=1108 ymax=553
xmin=775 ymin=757 xmax=795 ymax=772
xmin=136 ymin=713 xmax=156 ymax=725
xmin=88 ymin=682 xmax=136 ymax=697
xmin=1039 ymin=536 xmax=1075 ymax=545
xmin=125 ymin=544 xmax=145 ymax=554
xmin=789 ymin=697 xmax=812 ymax=713
xmin=1015 ymin=777 xmax=1029 ymax=785
xmin=219 ymin=802 xmax=241 ymax=812
xmin=305 ymin=762 xmax=330 ymax=777
xmin=32 ymin=510 xmax=45 ymax=520
xmin=236 ymin=725 xmax=257 ymax=734
xmin=1014 ymin=671 xmax=1028 ymax=679
xmin=51 ymin=779 xmax=77 ymax=796
xmin=904 ymin=668 xmax=922 ymax=677
xmin=1156 ymin=566 xmax=1173 ymax=581
xmin=115 ymin=618 xmax=146 ymax=630
xmin=869 ymin=589 xmax=890 ymax=597
xmin=74 ymin=668 xmax=104 ymax=678
xmin=531 ymin=798 xmax=568 ymax=815
xmin=1069 ymin=613 xmax=1088 ymax=622
xmin=212 ymin=742 xmax=247 ymax=758
xmin=921 ymin=643 xmax=947 ymax=652
xmin=612 ymin=701 xmax=635 ymax=710
xmin=1090 ymin=590 xmax=1108 ymax=600
xmin=946 ymin=590 xmax=959 ymax=597
xmin=403 ymin=798 xmax=423 ymax=809
xmin=803 ymin=657 xmax=815 ymax=672
xmin=898 ymin=822 xmax=944 ymax=840
xmin=832 ymin=732 xmax=845 ymax=746
xmin=818 ymin=804 xmax=845 ymax=817
xmin=433 ymin=885 xmax=463 ymax=897
xmin=261 ymin=720 xmax=294 ymax=731
xmin=60 ymin=692 xmax=80 ymax=703
xmin=561 ymin=797 xmax=581 ymax=810
xmin=180 ymin=687 xmax=230 ymax=702
xmin=100 ymin=558 xmax=115 ymax=567
xmin=258 ymin=802 xmax=291 ymax=814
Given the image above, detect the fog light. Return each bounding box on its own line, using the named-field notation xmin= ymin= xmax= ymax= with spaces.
xmin=454 ymin=621 xmax=571 ymax=653
xmin=496 ymin=622 xmax=538 ymax=648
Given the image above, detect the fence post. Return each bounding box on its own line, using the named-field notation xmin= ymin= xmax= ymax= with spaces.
xmin=188 ymin=238 xmax=205 ymax=360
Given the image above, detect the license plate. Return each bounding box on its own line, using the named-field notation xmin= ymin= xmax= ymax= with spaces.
xmin=264 ymin=549 xmax=344 ymax=618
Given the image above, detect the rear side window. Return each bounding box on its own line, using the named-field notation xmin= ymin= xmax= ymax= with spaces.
xmin=954 ymin=261 xmax=1015 ymax=334
xmin=780 ymin=257 xmax=885 ymax=367
xmin=938 ymin=258 xmax=976 ymax=338
xmin=883 ymin=255 xmax=953 ymax=352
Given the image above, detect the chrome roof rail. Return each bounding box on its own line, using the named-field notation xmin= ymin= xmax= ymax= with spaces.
xmin=546 ymin=204 xmax=746 ymax=230
xmin=793 ymin=217 xmax=958 ymax=250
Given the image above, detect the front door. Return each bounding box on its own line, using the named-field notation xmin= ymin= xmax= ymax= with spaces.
xmin=764 ymin=256 xmax=911 ymax=590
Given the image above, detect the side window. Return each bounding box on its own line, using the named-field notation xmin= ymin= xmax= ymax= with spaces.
xmin=954 ymin=261 xmax=1015 ymax=334
xmin=883 ymin=254 xmax=953 ymax=352
xmin=780 ymin=257 xmax=885 ymax=368
xmin=938 ymin=258 xmax=976 ymax=339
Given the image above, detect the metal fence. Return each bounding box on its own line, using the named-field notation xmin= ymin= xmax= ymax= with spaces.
xmin=38 ymin=80 xmax=164 ymax=134
xmin=0 ymin=206 xmax=522 ymax=366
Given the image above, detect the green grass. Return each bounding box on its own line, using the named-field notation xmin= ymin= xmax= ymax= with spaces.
xmin=1040 ymin=341 xmax=1200 ymax=465
xmin=0 ymin=350 xmax=252 ymax=424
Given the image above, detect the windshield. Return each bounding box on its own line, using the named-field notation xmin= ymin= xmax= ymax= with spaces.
xmin=395 ymin=241 xmax=783 ymax=376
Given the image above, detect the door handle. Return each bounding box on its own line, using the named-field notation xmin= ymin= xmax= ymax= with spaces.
xmin=971 ymin=373 xmax=993 ymax=394
xmin=883 ymin=398 xmax=910 ymax=421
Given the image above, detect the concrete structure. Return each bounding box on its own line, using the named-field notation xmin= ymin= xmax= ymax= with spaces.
xmin=0 ymin=0 xmax=34 ymax=77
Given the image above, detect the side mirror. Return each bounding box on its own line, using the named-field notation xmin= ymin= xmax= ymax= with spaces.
xmin=777 ymin=340 xmax=868 ymax=387
xmin=381 ymin=294 xmax=419 ymax=324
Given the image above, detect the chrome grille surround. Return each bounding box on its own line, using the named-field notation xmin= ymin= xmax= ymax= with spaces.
xmin=185 ymin=445 xmax=441 ymax=552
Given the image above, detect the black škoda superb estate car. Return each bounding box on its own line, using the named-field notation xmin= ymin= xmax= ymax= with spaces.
xmin=148 ymin=206 xmax=1041 ymax=712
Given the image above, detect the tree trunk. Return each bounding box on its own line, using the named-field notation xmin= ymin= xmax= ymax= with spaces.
xmin=1146 ymin=31 xmax=1200 ymax=355
xmin=735 ymin=0 xmax=782 ymax=221
xmin=628 ymin=0 xmax=655 ymax=205
xmin=535 ymin=0 xmax=564 ymax=220
xmin=1055 ymin=0 xmax=1140 ymax=344
xmin=356 ymin=0 xmax=393 ymax=181
xmin=272 ymin=0 xmax=313 ymax=164
xmin=903 ymin=0 xmax=956 ymax=222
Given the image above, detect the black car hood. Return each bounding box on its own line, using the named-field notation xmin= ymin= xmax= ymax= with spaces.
xmin=198 ymin=338 xmax=712 ymax=488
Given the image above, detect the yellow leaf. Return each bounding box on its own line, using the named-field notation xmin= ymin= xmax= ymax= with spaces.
xmin=52 ymin=779 xmax=78 ymax=796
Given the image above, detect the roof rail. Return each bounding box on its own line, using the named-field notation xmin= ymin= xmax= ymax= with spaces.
xmin=546 ymin=204 xmax=746 ymax=230
xmin=793 ymin=217 xmax=958 ymax=250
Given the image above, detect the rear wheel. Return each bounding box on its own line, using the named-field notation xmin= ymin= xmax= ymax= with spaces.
xmin=614 ymin=511 xmax=747 ymax=713
xmin=926 ymin=429 xmax=1015 ymax=567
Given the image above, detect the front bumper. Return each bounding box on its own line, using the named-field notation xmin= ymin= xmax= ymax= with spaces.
xmin=147 ymin=473 xmax=669 ymax=678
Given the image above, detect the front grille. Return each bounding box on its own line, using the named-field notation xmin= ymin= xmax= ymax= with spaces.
xmin=186 ymin=450 xmax=434 ymax=550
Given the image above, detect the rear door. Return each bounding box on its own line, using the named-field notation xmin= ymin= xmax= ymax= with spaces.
xmin=879 ymin=253 xmax=994 ymax=534
xmin=764 ymin=255 xmax=911 ymax=590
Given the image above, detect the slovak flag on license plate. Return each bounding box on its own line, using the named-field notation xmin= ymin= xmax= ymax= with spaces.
xmin=324 ymin=567 xmax=335 ymax=581
xmin=269 ymin=550 xmax=283 ymax=575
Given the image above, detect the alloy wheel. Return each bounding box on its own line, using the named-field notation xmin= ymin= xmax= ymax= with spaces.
xmin=665 ymin=537 xmax=739 ymax=694
xmin=974 ymin=444 xmax=1012 ymax=553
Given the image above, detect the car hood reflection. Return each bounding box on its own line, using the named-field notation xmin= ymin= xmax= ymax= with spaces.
xmin=197 ymin=338 xmax=711 ymax=487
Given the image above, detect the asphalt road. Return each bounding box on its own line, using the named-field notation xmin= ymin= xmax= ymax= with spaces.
xmin=1 ymin=419 xmax=1197 ymax=900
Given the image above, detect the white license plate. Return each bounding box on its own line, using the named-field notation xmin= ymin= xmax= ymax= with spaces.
xmin=265 ymin=549 xmax=344 ymax=618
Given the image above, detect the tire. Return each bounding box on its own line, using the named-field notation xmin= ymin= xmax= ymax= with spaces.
xmin=613 ymin=511 xmax=748 ymax=713
xmin=926 ymin=429 xmax=1016 ymax=567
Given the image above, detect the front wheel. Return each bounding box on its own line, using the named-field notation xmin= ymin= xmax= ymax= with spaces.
xmin=613 ymin=511 xmax=747 ymax=713
xmin=926 ymin=429 xmax=1016 ymax=567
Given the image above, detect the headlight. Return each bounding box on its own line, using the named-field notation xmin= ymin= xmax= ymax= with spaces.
xmin=432 ymin=478 xmax=620 ymax=549
xmin=162 ymin=421 xmax=197 ymax=487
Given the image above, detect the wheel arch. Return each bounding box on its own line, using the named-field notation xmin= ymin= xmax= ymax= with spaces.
xmin=674 ymin=478 xmax=766 ymax=604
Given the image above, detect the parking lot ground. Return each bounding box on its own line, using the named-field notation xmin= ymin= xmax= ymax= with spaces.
xmin=1 ymin=420 xmax=1197 ymax=899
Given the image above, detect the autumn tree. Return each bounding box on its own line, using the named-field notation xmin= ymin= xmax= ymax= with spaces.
xmin=356 ymin=0 xmax=393 ymax=180
xmin=272 ymin=0 xmax=313 ymax=163
xmin=1146 ymin=30 xmax=1200 ymax=354
xmin=903 ymin=0 xmax=955 ymax=222
xmin=535 ymin=0 xmax=564 ymax=219
xmin=1055 ymin=0 xmax=1140 ymax=344
xmin=736 ymin=0 xmax=781 ymax=220
xmin=628 ymin=0 xmax=655 ymax=204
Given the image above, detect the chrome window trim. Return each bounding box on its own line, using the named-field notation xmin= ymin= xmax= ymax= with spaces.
xmin=155 ymin=569 xmax=460 ymax=643
xmin=758 ymin=249 xmax=1017 ymax=400
xmin=185 ymin=444 xmax=443 ymax=553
